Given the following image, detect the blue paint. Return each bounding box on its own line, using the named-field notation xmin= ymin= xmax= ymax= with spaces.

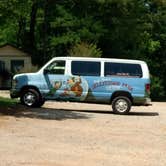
xmin=13 ymin=73 xmax=149 ymax=103
xmin=10 ymin=57 xmax=151 ymax=106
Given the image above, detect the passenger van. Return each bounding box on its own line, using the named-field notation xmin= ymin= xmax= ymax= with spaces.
xmin=10 ymin=57 xmax=151 ymax=114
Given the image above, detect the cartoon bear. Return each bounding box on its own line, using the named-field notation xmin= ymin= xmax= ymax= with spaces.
xmin=70 ymin=77 xmax=83 ymax=97
xmin=61 ymin=76 xmax=83 ymax=97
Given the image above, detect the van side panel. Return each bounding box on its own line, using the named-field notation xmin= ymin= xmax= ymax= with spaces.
xmin=38 ymin=58 xmax=150 ymax=105
xmin=11 ymin=57 xmax=151 ymax=106
xmin=37 ymin=74 xmax=149 ymax=104
xmin=82 ymin=76 xmax=150 ymax=104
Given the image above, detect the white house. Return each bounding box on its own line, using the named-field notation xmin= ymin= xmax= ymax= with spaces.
xmin=0 ymin=44 xmax=32 ymax=89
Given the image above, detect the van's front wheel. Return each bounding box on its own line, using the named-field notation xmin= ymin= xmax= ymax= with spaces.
xmin=20 ymin=89 xmax=43 ymax=107
xmin=112 ymin=96 xmax=131 ymax=115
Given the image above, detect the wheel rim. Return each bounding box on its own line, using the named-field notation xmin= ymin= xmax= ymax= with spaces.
xmin=115 ymin=99 xmax=128 ymax=113
xmin=23 ymin=92 xmax=36 ymax=106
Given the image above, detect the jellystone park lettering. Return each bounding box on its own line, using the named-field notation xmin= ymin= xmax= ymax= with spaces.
xmin=122 ymin=83 xmax=133 ymax=91
xmin=92 ymin=81 xmax=120 ymax=89
xmin=92 ymin=81 xmax=133 ymax=91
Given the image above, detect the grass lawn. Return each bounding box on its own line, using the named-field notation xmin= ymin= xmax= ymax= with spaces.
xmin=0 ymin=97 xmax=18 ymax=108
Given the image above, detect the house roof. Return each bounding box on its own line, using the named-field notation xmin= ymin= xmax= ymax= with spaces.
xmin=0 ymin=44 xmax=31 ymax=57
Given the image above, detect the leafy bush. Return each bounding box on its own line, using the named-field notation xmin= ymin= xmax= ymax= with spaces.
xmin=150 ymin=75 xmax=165 ymax=100
xmin=69 ymin=42 xmax=102 ymax=58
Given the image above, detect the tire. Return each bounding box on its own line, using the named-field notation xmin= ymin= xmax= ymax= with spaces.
xmin=112 ymin=96 xmax=131 ymax=115
xmin=20 ymin=89 xmax=42 ymax=107
xmin=36 ymin=98 xmax=45 ymax=107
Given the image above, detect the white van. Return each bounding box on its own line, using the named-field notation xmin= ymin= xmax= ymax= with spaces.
xmin=10 ymin=57 xmax=151 ymax=114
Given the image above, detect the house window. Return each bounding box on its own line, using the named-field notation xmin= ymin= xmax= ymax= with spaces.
xmin=11 ymin=60 xmax=24 ymax=73
xmin=0 ymin=61 xmax=5 ymax=71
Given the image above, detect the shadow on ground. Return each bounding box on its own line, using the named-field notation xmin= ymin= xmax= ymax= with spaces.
xmin=0 ymin=103 xmax=159 ymax=120
xmin=75 ymin=110 xmax=159 ymax=116
xmin=128 ymin=112 xmax=159 ymax=116
xmin=0 ymin=104 xmax=91 ymax=120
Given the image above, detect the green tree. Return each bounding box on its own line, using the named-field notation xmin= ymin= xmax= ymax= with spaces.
xmin=69 ymin=42 xmax=102 ymax=57
xmin=0 ymin=0 xmax=165 ymax=99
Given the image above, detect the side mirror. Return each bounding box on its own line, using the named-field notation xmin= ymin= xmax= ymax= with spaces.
xmin=43 ymin=69 xmax=49 ymax=74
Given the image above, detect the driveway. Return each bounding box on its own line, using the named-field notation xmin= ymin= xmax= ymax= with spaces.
xmin=0 ymin=91 xmax=165 ymax=166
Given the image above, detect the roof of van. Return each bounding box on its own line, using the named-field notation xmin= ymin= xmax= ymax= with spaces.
xmin=52 ymin=57 xmax=146 ymax=64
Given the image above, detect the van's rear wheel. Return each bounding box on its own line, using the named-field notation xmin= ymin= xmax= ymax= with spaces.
xmin=20 ymin=89 xmax=44 ymax=107
xmin=112 ymin=96 xmax=131 ymax=115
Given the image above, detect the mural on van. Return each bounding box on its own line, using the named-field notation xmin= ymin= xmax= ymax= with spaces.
xmin=47 ymin=76 xmax=134 ymax=102
xmin=47 ymin=80 xmax=62 ymax=96
xmin=60 ymin=76 xmax=83 ymax=97
xmin=47 ymin=76 xmax=89 ymax=101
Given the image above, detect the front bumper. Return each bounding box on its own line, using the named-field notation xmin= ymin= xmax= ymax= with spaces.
xmin=10 ymin=89 xmax=20 ymax=98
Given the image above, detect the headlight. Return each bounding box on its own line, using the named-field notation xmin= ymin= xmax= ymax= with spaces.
xmin=12 ymin=79 xmax=18 ymax=88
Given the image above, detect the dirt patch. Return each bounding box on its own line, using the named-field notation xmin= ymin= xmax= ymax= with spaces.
xmin=0 ymin=91 xmax=165 ymax=166
xmin=0 ymin=90 xmax=10 ymax=98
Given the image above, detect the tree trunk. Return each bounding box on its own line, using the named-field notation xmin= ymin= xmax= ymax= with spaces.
xmin=43 ymin=0 xmax=49 ymax=63
xmin=29 ymin=0 xmax=38 ymax=52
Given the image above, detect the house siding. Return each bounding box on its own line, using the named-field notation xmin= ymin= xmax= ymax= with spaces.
xmin=0 ymin=56 xmax=31 ymax=71
xmin=0 ymin=44 xmax=32 ymax=89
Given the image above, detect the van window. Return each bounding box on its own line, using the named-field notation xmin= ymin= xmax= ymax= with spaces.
xmin=72 ymin=61 xmax=100 ymax=76
xmin=45 ymin=60 xmax=65 ymax=74
xmin=104 ymin=62 xmax=142 ymax=77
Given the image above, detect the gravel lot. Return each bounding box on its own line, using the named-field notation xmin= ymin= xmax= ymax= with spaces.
xmin=0 ymin=91 xmax=166 ymax=166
